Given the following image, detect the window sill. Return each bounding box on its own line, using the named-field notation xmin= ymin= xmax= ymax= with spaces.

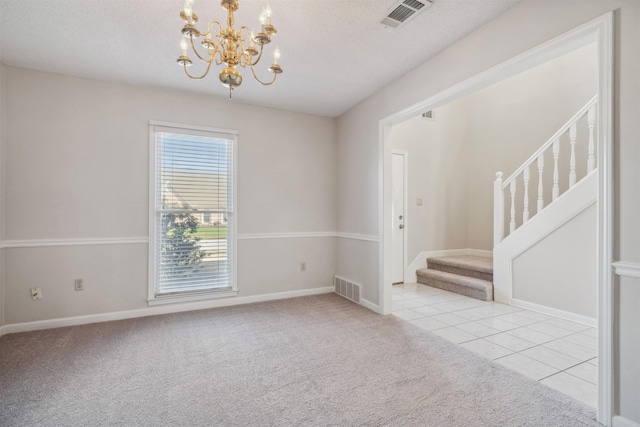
xmin=147 ymin=289 xmax=239 ymax=306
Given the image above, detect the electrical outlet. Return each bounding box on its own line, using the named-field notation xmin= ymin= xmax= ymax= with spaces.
xmin=300 ymin=262 xmax=306 ymax=272
xmin=31 ymin=288 xmax=43 ymax=301
xmin=74 ymin=279 xmax=84 ymax=291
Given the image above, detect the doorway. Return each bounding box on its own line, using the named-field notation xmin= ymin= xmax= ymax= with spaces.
xmin=378 ymin=13 xmax=613 ymax=424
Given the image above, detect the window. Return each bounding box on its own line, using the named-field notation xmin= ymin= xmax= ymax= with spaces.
xmin=148 ymin=122 xmax=237 ymax=304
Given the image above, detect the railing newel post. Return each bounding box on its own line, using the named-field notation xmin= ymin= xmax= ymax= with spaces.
xmin=494 ymin=172 xmax=504 ymax=247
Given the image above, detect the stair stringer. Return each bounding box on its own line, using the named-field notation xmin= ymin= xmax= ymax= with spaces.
xmin=493 ymin=170 xmax=597 ymax=304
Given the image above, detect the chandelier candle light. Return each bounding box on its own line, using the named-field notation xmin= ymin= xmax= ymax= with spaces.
xmin=177 ymin=0 xmax=283 ymax=98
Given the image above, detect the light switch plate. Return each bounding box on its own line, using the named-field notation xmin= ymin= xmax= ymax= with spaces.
xmin=31 ymin=288 xmax=43 ymax=300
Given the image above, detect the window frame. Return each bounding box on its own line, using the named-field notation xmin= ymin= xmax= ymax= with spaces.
xmin=148 ymin=120 xmax=238 ymax=305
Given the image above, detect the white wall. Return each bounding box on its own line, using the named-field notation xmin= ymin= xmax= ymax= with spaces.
xmin=3 ymin=67 xmax=337 ymax=325
xmin=336 ymin=0 xmax=639 ymax=423
xmin=512 ymin=203 xmax=597 ymax=319
xmin=616 ymin=275 xmax=640 ymax=422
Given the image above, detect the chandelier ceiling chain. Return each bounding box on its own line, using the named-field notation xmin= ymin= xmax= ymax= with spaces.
xmin=177 ymin=0 xmax=283 ymax=98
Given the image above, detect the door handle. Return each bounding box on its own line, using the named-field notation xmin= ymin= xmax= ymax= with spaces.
xmin=399 ymin=224 xmax=404 ymax=229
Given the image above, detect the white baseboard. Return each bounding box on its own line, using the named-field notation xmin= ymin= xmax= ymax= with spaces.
xmin=613 ymin=416 xmax=640 ymax=427
xmin=466 ymin=249 xmax=493 ymax=258
xmin=2 ymin=287 xmax=334 ymax=335
xmin=360 ymin=298 xmax=381 ymax=314
xmin=405 ymin=248 xmax=492 ymax=283
xmin=510 ymin=298 xmax=597 ymax=327
xmin=0 ymin=325 xmax=6 ymax=339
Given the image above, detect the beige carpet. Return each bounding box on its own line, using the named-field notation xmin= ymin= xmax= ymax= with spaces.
xmin=0 ymin=294 xmax=600 ymax=426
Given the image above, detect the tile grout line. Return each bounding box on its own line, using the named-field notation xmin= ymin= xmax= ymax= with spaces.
xmin=393 ymin=283 xmax=598 ymax=407
xmin=394 ymin=286 xmax=595 ymax=333
xmin=395 ymin=284 xmax=598 ymax=370
xmin=397 ymin=300 xmax=596 ymax=354
xmin=540 ymin=360 xmax=599 ymax=385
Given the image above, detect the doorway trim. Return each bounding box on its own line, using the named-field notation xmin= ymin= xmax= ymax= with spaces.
xmin=377 ymin=12 xmax=613 ymax=424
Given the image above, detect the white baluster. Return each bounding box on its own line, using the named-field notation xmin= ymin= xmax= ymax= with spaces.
xmin=509 ymin=180 xmax=516 ymax=234
xmin=552 ymin=139 xmax=560 ymax=201
xmin=569 ymin=123 xmax=577 ymax=187
xmin=523 ymin=166 xmax=530 ymax=223
xmin=587 ymin=104 xmax=596 ymax=172
xmin=537 ymin=154 xmax=544 ymax=213
xmin=494 ymin=172 xmax=504 ymax=247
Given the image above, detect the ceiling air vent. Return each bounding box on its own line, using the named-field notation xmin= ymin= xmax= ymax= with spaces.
xmin=380 ymin=0 xmax=433 ymax=30
xmin=421 ymin=110 xmax=435 ymax=120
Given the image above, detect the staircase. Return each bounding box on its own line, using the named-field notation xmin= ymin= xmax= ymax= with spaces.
xmin=411 ymin=96 xmax=598 ymax=307
xmin=413 ymin=96 xmax=599 ymax=306
xmin=416 ymin=255 xmax=493 ymax=301
xmin=493 ymin=95 xmax=598 ymax=247
xmin=492 ymin=95 xmax=599 ymax=306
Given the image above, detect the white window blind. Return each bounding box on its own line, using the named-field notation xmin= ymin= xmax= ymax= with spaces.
xmin=150 ymin=123 xmax=236 ymax=298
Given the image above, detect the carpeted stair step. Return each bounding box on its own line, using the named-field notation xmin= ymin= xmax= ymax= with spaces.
xmin=416 ymin=269 xmax=493 ymax=301
xmin=427 ymin=255 xmax=493 ymax=282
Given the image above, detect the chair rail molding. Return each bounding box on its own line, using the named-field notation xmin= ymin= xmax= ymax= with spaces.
xmin=0 ymin=232 xmax=377 ymax=248
xmin=335 ymin=232 xmax=379 ymax=242
xmin=612 ymin=261 xmax=640 ymax=279
xmin=237 ymin=232 xmax=336 ymax=240
xmin=0 ymin=237 xmax=149 ymax=248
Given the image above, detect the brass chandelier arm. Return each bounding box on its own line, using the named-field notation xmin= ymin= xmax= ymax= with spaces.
xmin=237 ymin=44 xmax=250 ymax=66
xmin=249 ymin=65 xmax=277 ymax=86
xmin=249 ymin=43 xmax=265 ymax=67
xmin=239 ymin=52 xmax=253 ymax=68
xmin=209 ymin=21 xmax=223 ymax=38
xmin=189 ymin=35 xmax=218 ymax=63
xmin=183 ymin=59 xmax=214 ymax=80
xmin=236 ymin=26 xmax=258 ymax=67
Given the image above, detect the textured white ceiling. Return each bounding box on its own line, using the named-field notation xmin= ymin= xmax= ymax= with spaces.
xmin=0 ymin=0 xmax=522 ymax=117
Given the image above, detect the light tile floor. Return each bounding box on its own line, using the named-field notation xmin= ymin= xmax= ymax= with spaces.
xmin=392 ymin=282 xmax=598 ymax=408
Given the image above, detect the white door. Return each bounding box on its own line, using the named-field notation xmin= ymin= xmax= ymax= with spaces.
xmin=391 ymin=152 xmax=405 ymax=284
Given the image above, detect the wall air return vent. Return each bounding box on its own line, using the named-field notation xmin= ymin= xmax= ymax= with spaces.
xmin=334 ymin=276 xmax=361 ymax=303
xmin=380 ymin=0 xmax=433 ymax=30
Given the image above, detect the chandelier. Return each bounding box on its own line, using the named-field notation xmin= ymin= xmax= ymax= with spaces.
xmin=177 ymin=0 xmax=283 ymax=97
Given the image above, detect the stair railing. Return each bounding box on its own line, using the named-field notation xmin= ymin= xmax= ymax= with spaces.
xmin=494 ymin=95 xmax=598 ymax=246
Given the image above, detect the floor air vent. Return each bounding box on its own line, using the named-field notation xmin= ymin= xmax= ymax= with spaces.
xmin=334 ymin=276 xmax=361 ymax=303
xmin=380 ymin=0 xmax=432 ymax=29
